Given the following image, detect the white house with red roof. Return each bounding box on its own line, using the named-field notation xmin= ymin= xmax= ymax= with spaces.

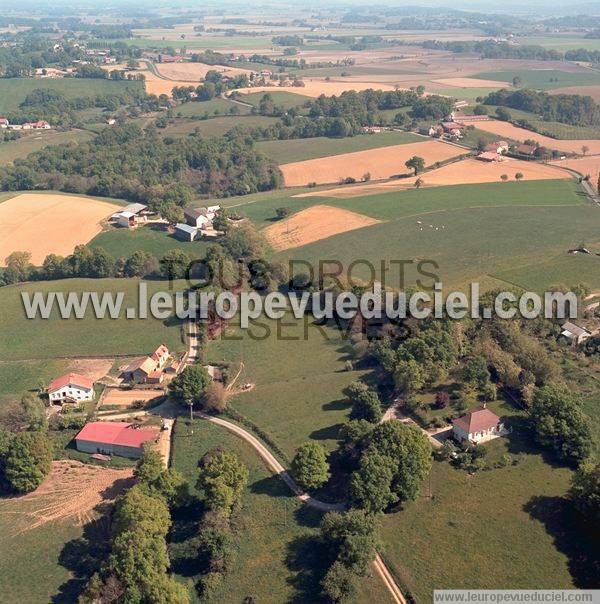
xmin=48 ymin=373 xmax=94 ymax=404
xmin=0 ymin=118 xmax=8 ymax=128
xmin=452 ymin=405 xmax=507 ymax=444
xmin=75 ymin=421 xmax=159 ymax=458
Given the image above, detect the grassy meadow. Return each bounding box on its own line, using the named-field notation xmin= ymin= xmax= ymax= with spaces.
xmin=239 ymin=90 xmax=313 ymax=110
xmin=175 ymin=98 xmax=251 ymax=117
xmin=255 ymin=131 xmax=422 ymax=164
xmin=170 ymin=418 xmax=392 ymax=604
xmin=474 ymin=69 xmax=600 ymax=91
xmin=0 ymin=278 xmax=187 ymax=360
xmin=0 ymin=78 xmax=143 ymax=113
xmin=90 ymin=224 xmax=212 ymax=259
xmin=160 ymin=115 xmax=279 ymax=138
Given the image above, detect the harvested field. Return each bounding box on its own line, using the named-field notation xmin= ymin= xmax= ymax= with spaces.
xmin=456 ymin=117 xmax=600 ymax=154
xmin=0 ymin=460 xmax=133 ymax=535
xmin=280 ymin=140 xmax=464 ymax=186
xmin=550 ymin=85 xmax=600 ymax=101
xmin=0 ymin=193 xmax=120 ymax=265
xmin=102 ymin=388 xmax=164 ymax=407
xmin=295 ymin=157 xmax=570 ymax=198
xmin=155 ymin=61 xmax=252 ymax=81
xmin=234 ymin=78 xmax=397 ymax=99
xmin=264 ymin=204 xmax=381 ymax=250
xmin=432 ymin=77 xmax=511 ymax=88
xmin=142 ymin=70 xmax=191 ymax=96
xmin=550 ymin=156 xmax=600 ymax=182
xmin=67 ymin=358 xmax=113 ymax=382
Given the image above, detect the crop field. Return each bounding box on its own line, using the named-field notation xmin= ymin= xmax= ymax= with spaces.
xmin=255 ymin=131 xmax=422 ymax=164
xmin=550 ymin=85 xmax=600 ymax=102
xmin=433 ymin=77 xmax=512 ymax=88
xmin=170 ymin=419 xmax=389 ymax=603
xmin=381 ymin=422 xmax=581 ymax=602
xmin=0 ymin=278 xmax=187 ymax=360
xmin=296 ymin=157 xmax=570 ymax=198
xmin=0 ymin=193 xmax=120 ymax=266
xmin=551 ymin=155 xmax=600 ymax=182
xmin=265 ymin=204 xmax=381 ymax=250
xmin=271 ymin=180 xmax=600 ymax=290
xmin=207 ymin=314 xmax=370 ymax=458
xmin=280 ymin=140 xmax=464 ymax=186
xmin=0 ymin=78 xmax=143 ymax=113
xmin=0 ymin=460 xmax=133 ymax=603
xmin=474 ymin=69 xmax=600 ymax=90
xmin=90 ymin=224 xmax=212 ymax=259
xmin=154 ymin=61 xmax=252 ymax=82
xmin=519 ymin=35 xmax=600 ymax=52
xmin=0 ymin=129 xmax=94 ymax=165
xmin=456 ymin=117 xmax=600 ymax=154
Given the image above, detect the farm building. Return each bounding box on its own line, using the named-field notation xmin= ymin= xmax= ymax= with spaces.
xmin=452 ymin=406 xmax=507 ymax=444
xmin=184 ymin=205 xmax=221 ymax=228
xmin=123 ymin=344 xmax=171 ymax=383
xmin=476 ymin=151 xmax=503 ymax=162
xmin=48 ymin=373 xmax=94 ymax=404
xmin=516 ymin=143 xmax=536 ymax=157
xmin=561 ymin=321 xmax=591 ymax=346
xmin=174 ymin=223 xmax=199 ymax=241
xmin=75 ymin=421 xmax=159 ymax=458
xmin=484 ymin=141 xmax=509 ymax=154
xmin=113 ymin=203 xmax=149 ymax=228
xmin=0 ymin=118 xmax=8 ymax=128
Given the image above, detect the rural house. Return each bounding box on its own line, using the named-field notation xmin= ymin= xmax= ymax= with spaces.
xmin=0 ymin=118 xmax=8 ymax=128
xmin=75 ymin=421 xmax=159 ymax=458
xmin=484 ymin=141 xmax=509 ymax=154
xmin=476 ymin=151 xmax=503 ymax=162
xmin=48 ymin=373 xmax=94 ymax=404
xmin=452 ymin=405 xmax=507 ymax=444
xmin=561 ymin=321 xmax=591 ymax=346
xmin=516 ymin=143 xmax=536 ymax=157
xmin=123 ymin=344 xmax=171 ymax=383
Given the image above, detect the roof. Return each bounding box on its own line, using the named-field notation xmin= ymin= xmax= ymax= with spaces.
xmin=517 ymin=143 xmax=536 ymax=154
xmin=150 ymin=344 xmax=169 ymax=361
xmin=121 ymin=202 xmax=147 ymax=214
xmin=442 ymin=122 xmax=463 ymax=129
xmin=477 ymin=152 xmax=501 ymax=161
xmin=453 ymin=407 xmax=501 ymax=434
xmin=76 ymin=421 xmax=158 ymax=449
xmin=48 ymin=373 xmax=94 ymax=392
xmin=184 ymin=207 xmax=209 ymax=219
xmin=125 ymin=356 xmax=156 ymax=375
xmin=118 ymin=211 xmax=135 ymax=218
xmin=561 ymin=322 xmax=590 ymax=337
xmin=175 ymin=222 xmax=198 ymax=234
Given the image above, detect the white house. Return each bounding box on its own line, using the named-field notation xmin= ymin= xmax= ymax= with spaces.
xmin=184 ymin=205 xmax=221 ymax=228
xmin=452 ymin=406 xmax=507 ymax=444
xmin=174 ymin=223 xmax=199 ymax=241
xmin=48 ymin=373 xmax=94 ymax=404
xmin=0 ymin=118 xmax=8 ymax=128
xmin=561 ymin=321 xmax=591 ymax=346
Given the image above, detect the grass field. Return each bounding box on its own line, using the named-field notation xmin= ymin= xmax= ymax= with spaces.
xmin=90 ymin=224 xmax=212 ymax=259
xmin=161 ymin=115 xmax=279 ymax=138
xmin=268 ymin=179 xmax=600 ymax=290
xmin=170 ymin=418 xmax=391 ymax=603
xmin=427 ymin=86 xmax=502 ymax=101
xmin=474 ymin=69 xmax=600 ymax=91
xmin=239 ymin=90 xmax=313 ymax=110
xmin=0 ymin=78 xmax=143 ymax=113
xmin=0 ymin=358 xmax=70 ymax=406
xmin=255 ymin=131 xmax=422 ymax=164
xmin=519 ymin=35 xmax=600 ymax=52
xmin=0 ymin=129 xmax=94 ymax=165
xmin=0 ymin=278 xmax=187 ymax=361
xmin=381 ymin=415 xmax=584 ymax=602
xmin=207 ymin=314 xmax=369 ymax=459
xmin=175 ymin=98 xmax=251 ymax=117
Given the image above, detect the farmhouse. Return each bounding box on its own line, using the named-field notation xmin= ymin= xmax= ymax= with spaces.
xmin=123 ymin=344 xmax=170 ymax=383
xmin=476 ymin=151 xmax=503 ymax=162
xmin=561 ymin=321 xmax=591 ymax=346
xmin=452 ymin=406 xmax=507 ymax=444
xmin=75 ymin=421 xmax=159 ymax=458
xmin=516 ymin=143 xmax=536 ymax=157
xmin=48 ymin=373 xmax=94 ymax=404
xmin=484 ymin=140 xmax=509 ymax=154
xmin=0 ymin=118 xmax=8 ymax=128
xmin=174 ymin=223 xmax=199 ymax=241
xmin=441 ymin=122 xmax=464 ymax=134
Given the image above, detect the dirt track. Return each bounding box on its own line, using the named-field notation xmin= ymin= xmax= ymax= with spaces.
xmin=0 ymin=193 xmax=120 ymax=266
xmin=280 ymin=140 xmax=463 ymax=186
xmin=265 ymin=204 xmax=381 ymax=250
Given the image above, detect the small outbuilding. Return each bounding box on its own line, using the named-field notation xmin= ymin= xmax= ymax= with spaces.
xmin=75 ymin=421 xmax=159 ymax=458
xmin=561 ymin=321 xmax=591 ymax=346
xmin=174 ymin=223 xmax=199 ymax=241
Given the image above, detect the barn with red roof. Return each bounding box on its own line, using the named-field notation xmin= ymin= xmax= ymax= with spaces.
xmin=75 ymin=421 xmax=159 ymax=458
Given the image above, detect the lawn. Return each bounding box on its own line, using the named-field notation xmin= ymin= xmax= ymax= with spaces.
xmin=170 ymin=418 xmax=391 ymax=603
xmin=0 ymin=78 xmax=143 ymax=113
xmin=474 ymin=69 xmax=600 ymax=91
xmin=160 ymin=115 xmax=279 ymax=138
xmin=380 ymin=417 xmax=587 ymax=602
xmin=90 ymin=224 xmax=213 ymax=259
xmin=255 ymin=131 xmax=422 ymax=164
xmin=275 ymin=180 xmax=600 ymax=290
xmin=0 ymin=278 xmax=187 ymax=360
xmin=207 ymin=313 xmax=369 ymax=459
xmin=0 ymin=129 xmax=94 ymax=165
